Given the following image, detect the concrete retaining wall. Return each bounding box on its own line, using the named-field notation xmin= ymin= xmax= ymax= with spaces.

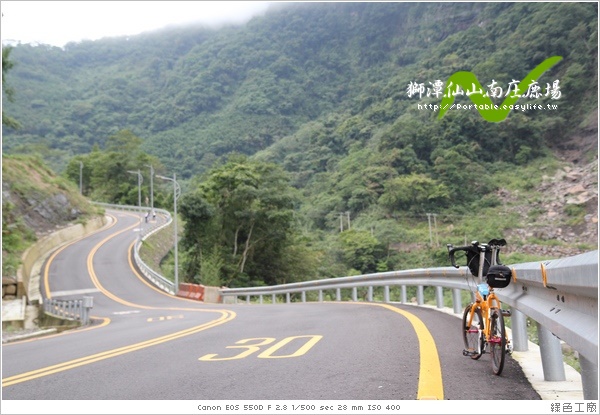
xmin=18 ymin=215 xmax=108 ymax=305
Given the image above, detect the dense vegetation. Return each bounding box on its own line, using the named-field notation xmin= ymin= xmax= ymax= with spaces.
xmin=2 ymin=2 xmax=597 ymax=287
xmin=1 ymin=154 xmax=101 ymax=278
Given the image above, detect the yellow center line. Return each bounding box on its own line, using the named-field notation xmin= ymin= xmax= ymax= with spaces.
xmin=43 ymin=214 xmax=118 ymax=299
xmin=2 ymin=311 xmax=234 ymax=386
xmin=343 ymin=302 xmax=444 ymax=400
xmin=3 ymin=211 xmax=236 ymax=387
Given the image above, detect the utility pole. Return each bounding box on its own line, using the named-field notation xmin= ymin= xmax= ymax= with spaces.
xmin=127 ymin=169 xmax=143 ymax=210
xmin=79 ymin=161 xmax=83 ymax=195
xmin=346 ymin=211 xmax=351 ymax=230
xmin=427 ymin=213 xmax=433 ymax=246
xmin=145 ymin=164 xmax=154 ymax=211
xmin=426 ymin=213 xmax=439 ymax=247
xmin=433 ymin=213 xmax=439 ymax=247
xmin=339 ymin=212 xmax=344 ymax=232
xmin=157 ymin=173 xmax=181 ymax=295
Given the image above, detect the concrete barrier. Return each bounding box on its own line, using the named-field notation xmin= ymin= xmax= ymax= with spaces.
xmin=176 ymin=283 xmax=192 ymax=298
xmin=203 ymin=286 xmax=222 ymax=303
xmin=191 ymin=284 xmax=204 ymax=301
xmin=176 ymin=283 xmax=207 ymax=301
xmin=19 ymin=215 xmax=108 ymax=305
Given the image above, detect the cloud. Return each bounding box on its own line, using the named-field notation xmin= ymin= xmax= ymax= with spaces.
xmin=1 ymin=1 xmax=271 ymax=47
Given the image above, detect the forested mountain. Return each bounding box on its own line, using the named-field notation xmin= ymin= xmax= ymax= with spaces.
xmin=2 ymin=2 xmax=598 ymax=287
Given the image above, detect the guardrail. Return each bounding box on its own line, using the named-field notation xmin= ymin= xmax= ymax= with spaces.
xmin=44 ymin=296 xmax=93 ymax=325
xmin=87 ymin=204 xmax=598 ymax=399
xmin=220 ymin=251 xmax=598 ymax=400
xmin=92 ymin=202 xmax=176 ymax=295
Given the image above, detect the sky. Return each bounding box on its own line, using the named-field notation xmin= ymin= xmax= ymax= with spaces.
xmin=1 ymin=1 xmax=272 ymax=48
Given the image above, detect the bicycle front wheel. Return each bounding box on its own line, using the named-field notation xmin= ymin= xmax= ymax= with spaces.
xmin=462 ymin=304 xmax=484 ymax=360
xmin=489 ymin=308 xmax=506 ymax=375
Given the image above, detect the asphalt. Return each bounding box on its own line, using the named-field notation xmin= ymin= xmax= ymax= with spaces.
xmin=1 ymin=299 xmax=584 ymax=400
xmin=421 ymin=303 xmax=585 ymax=400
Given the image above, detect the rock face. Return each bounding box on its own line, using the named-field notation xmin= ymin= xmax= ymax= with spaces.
xmin=4 ymin=187 xmax=78 ymax=238
xmin=2 ymin=156 xmax=98 ymax=301
xmin=2 ymin=182 xmax=85 ymax=301
xmin=503 ymin=159 xmax=598 ymax=258
xmin=24 ymin=192 xmax=82 ymax=233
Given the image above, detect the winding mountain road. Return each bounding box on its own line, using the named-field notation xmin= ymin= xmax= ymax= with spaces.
xmin=2 ymin=210 xmax=540 ymax=401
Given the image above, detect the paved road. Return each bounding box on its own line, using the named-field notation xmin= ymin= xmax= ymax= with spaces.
xmin=2 ymin=210 xmax=541 ymax=400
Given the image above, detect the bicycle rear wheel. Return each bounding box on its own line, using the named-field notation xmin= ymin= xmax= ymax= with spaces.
xmin=462 ymin=304 xmax=484 ymax=360
xmin=489 ymin=308 xmax=506 ymax=375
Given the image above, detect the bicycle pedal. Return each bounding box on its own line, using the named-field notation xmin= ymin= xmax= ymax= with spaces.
xmin=463 ymin=349 xmax=477 ymax=357
xmin=501 ymin=309 xmax=511 ymax=317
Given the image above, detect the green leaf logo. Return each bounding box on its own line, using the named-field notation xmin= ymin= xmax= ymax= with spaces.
xmin=438 ymin=56 xmax=563 ymax=122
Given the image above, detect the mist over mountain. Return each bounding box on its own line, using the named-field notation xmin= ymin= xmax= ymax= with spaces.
xmin=2 ymin=2 xmax=597 ymax=284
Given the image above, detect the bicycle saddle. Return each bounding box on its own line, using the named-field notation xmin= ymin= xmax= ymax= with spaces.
xmin=487 ymin=238 xmax=507 ymax=246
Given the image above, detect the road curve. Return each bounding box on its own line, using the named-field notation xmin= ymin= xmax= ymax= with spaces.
xmin=2 ymin=210 xmax=540 ymax=400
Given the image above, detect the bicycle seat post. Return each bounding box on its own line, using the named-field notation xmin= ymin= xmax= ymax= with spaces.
xmin=478 ymin=244 xmax=487 ymax=284
xmin=490 ymin=245 xmax=498 ymax=267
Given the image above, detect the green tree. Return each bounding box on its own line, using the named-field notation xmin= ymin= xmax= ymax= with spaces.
xmin=338 ymin=229 xmax=386 ymax=274
xmin=379 ymin=174 xmax=449 ymax=213
xmin=63 ymin=130 xmax=165 ymax=205
xmin=180 ymin=155 xmax=303 ymax=287
xmin=2 ymin=47 xmax=20 ymax=129
xmin=432 ymin=148 xmax=494 ymax=206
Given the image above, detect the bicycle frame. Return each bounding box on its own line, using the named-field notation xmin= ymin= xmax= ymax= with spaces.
xmin=464 ymin=243 xmax=502 ymax=344
xmin=465 ymin=283 xmax=503 ymax=350
xmin=448 ymin=239 xmax=511 ymax=375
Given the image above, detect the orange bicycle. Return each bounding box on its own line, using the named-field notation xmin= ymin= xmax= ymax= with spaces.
xmin=447 ymin=238 xmax=512 ymax=375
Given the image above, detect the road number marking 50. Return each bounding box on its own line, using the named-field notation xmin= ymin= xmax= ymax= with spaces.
xmin=199 ymin=335 xmax=323 ymax=361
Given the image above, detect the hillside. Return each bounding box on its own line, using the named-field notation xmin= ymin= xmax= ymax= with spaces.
xmin=3 ymin=3 xmax=597 ymax=174
xmin=1 ymin=2 xmax=597 ymax=286
xmin=1 ymin=155 xmax=102 ymax=280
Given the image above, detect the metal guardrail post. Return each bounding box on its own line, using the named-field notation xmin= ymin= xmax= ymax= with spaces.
xmin=352 ymin=287 xmax=357 ymax=301
xmin=82 ymin=296 xmax=93 ymax=325
xmin=401 ymin=286 xmax=407 ymax=303
xmin=579 ymin=354 xmax=598 ymax=400
xmin=384 ymin=286 xmax=390 ymax=303
xmin=44 ymin=298 xmax=93 ymax=325
xmin=417 ymin=285 xmax=424 ymax=305
xmin=537 ymin=322 xmax=566 ymax=381
xmin=272 ymin=294 xmax=276 ymax=304
xmin=511 ymin=308 xmax=529 ymax=352
xmin=93 ymin=203 xmax=175 ymax=295
xmin=302 ymin=291 xmax=306 ymax=303
xmin=286 ymin=293 xmax=291 ymax=303
xmin=336 ymin=288 xmax=341 ymax=301
xmin=367 ymin=286 xmax=373 ymax=302
xmin=216 ymin=251 xmax=597 ymax=400
xmin=452 ymin=289 xmax=462 ymax=314
xmin=435 ymin=286 xmax=443 ymax=308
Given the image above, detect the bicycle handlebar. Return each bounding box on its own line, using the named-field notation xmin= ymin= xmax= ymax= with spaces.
xmin=446 ymin=243 xmax=478 ymax=268
xmin=446 ymin=239 xmax=507 ymax=269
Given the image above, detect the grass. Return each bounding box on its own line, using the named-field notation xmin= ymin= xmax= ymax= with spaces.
xmin=2 ymin=154 xmax=104 ymax=279
xmin=150 ymin=154 xmax=589 ymax=373
xmin=515 ymin=317 xmax=581 ymax=373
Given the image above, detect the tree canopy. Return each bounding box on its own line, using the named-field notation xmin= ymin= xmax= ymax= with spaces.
xmin=2 ymin=2 xmax=597 ymax=286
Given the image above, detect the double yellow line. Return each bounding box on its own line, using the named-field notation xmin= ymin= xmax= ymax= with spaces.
xmin=3 ymin=212 xmax=236 ymax=387
xmin=2 ymin=312 xmax=234 ymax=387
